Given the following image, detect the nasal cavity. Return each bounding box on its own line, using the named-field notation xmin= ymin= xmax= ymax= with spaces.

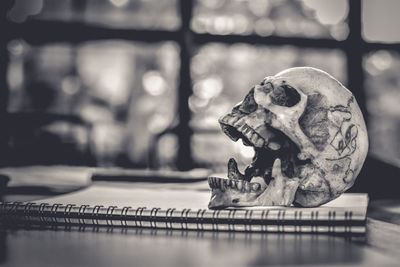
xmin=270 ymin=84 xmax=300 ymax=107
xmin=239 ymin=88 xmax=257 ymax=114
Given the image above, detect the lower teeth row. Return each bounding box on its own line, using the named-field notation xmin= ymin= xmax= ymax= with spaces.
xmin=208 ymin=177 xmax=260 ymax=192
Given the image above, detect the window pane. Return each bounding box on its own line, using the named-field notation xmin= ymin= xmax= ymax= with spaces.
xmin=192 ymin=0 xmax=349 ymax=40
xmin=8 ymin=0 xmax=181 ymax=30
xmin=7 ymin=40 xmax=180 ymax=167
xmin=84 ymin=0 xmax=180 ymax=30
xmin=362 ymin=0 xmax=400 ymax=43
xmin=8 ymin=0 xmax=74 ymax=23
xmin=363 ymin=50 xmax=400 ymax=166
xmin=190 ymin=43 xmax=346 ymax=171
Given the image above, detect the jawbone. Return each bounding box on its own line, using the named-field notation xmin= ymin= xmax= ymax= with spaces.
xmin=208 ymin=159 xmax=300 ymax=209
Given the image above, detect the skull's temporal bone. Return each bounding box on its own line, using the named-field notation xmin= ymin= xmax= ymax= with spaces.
xmin=208 ymin=67 xmax=368 ymax=209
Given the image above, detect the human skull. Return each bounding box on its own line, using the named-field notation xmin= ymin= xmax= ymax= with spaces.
xmin=208 ymin=67 xmax=368 ymax=209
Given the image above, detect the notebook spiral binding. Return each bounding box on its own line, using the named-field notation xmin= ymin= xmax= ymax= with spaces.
xmin=64 ymin=204 xmax=75 ymax=225
xmin=0 ymin=201 xmax=362 ymax=234
xmin=92 ymin=205 xmax=103 ymax=226
xmin=50 ymin=204 xmax=61 ymax=224
xmin=106 ymin=206 xmax=117 ymax=226
xmin=150 ymin=208 xmax=160 ymax=228
xmin=78 ymin=205 xmax=89 ymax=225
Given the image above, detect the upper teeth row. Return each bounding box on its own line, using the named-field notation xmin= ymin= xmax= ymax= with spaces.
xmin=208 ymin=177 xmax=261 ymax=192
xmin=220 ymin=115 xmax=281 ymax=150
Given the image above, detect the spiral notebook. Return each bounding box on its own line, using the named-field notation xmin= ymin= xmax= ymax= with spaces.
xmin=0 ymin=183 xmax=368 ymax=234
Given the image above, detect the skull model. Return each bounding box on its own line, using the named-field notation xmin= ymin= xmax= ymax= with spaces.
xmin=208 ymin=67 xmax=368 ymax=209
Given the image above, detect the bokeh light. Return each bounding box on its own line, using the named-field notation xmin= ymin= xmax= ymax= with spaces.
xmin=8 ymin=0 xmax=43 ymax=23
xmin=109 ymin=0 xmax=129 ymax=8
xmin=143 ymin=71 xmax=167 ymax=96
xmin=8 ymin=0 xmax=180 ymax=30
xmin=192 ymin=0 xmax=348 ymax=40
xmin=302 ymin=0 xmax=348 ymax=25
xmin=61 ymin=75 xmax=81 ymax=95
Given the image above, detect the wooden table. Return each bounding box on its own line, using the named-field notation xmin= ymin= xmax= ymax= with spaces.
xmin=1 ymin=166 xmax=399 ymax=267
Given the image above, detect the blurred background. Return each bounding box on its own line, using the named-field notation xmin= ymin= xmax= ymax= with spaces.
xmin=1 ymin=0 xmax=400 ymax=181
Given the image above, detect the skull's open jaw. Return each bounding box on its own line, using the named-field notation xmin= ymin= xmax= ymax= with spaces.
xmin=208 ymin=116 xmax=307 ymax=209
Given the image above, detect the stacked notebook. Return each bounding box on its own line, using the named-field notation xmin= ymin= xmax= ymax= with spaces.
xmin=0 ymin=182 xmax=368 ymax=234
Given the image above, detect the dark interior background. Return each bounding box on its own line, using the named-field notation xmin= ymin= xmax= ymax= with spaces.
xmin=1 ymin=0 xmax=399 ymax=198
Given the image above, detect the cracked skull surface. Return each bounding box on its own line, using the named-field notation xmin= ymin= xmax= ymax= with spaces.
xmin=208 ymin=67 xmax=368 ymax=209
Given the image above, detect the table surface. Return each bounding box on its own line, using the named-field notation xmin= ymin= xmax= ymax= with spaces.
xmin=1 ymin=166 xmax=400 ymax=267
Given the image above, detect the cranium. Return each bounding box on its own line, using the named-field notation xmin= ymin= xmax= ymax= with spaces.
xmin=208 ymin=67 xmax=368 ymax=208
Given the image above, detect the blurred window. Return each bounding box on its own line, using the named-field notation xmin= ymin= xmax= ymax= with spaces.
xmin=190 ymin=43 xmax=346 ymax=170
xmin=8 ymin=0 xmax=181 ymax=30
xmin=362 ymin=0 xmax=400 ymax=43
xmin=363 ymin=50 xmax=400 ymax=166
xmin=192 ymin=0 xmax=349 ymax=40
xmin=361 ymin=0 xmax=400 ymax=165
xmin=3 ymin=0 xmax=400 ymax=170
xmin=84 ymin=0 xmax=180 ymax=30
xmin=8 ymin=0 xmax=74 ymax=23
xmin=7 ymin=39 xmax=180 ymax=167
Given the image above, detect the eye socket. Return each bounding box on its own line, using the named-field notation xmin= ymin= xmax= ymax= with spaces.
xmin=270 ymin=84 xmax=300 ymax=107
xmin=238 ymin=87 xmax=257 ymax=114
